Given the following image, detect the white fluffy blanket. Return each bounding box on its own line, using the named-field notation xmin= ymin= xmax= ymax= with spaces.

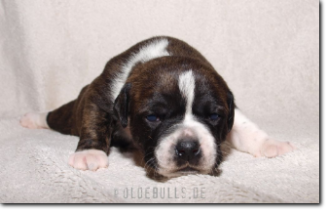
xmin=0 ymin=0 xmax=319 ymax=203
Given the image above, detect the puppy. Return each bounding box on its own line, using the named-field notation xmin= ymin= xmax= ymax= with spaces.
xmin=20 ymin=36 xmax=294 ymax=178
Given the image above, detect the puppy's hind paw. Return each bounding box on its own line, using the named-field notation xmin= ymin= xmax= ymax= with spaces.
xmin=260 ymin=139 xmax=295 ymax=158
xmin=68 ymin=149 xmax=109 ymax=171
xmin=20 ymin=112 xmax=49 ymax=129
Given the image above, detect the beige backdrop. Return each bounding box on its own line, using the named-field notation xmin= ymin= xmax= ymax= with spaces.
xmin=0 ymin=0 xmax=319 ymax=203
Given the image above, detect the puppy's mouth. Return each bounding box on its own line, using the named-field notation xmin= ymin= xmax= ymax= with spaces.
xmin=177 ymin=166 xmax=199 ymax=174
xmin=145 ymin=160 xmax=215 ymax=180
xmin=166 ymin=163 xmax=205 ymax=175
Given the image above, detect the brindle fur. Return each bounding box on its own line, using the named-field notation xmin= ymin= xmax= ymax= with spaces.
xmin=47 ymin=36 xmax=234 ymax=161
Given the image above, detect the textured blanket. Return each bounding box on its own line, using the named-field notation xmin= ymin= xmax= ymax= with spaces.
xmin=0 ymin=0 xmax=319 ymax=203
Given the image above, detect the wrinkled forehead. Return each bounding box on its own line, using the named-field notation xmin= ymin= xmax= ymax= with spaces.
xmin=130 ymin=69 xmax=228 ymax=112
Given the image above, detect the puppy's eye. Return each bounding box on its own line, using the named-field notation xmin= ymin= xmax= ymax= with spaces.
xmin=146 ymin=115 xmax=160 ymax=122
xmin=209 ymin=114 xmax=220 ymax=121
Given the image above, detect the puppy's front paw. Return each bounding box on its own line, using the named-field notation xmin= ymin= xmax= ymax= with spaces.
xmin=260 ymin=139 xmax=295 ymax=158
xmin=68 ymin=149 xmax=109 ymax=171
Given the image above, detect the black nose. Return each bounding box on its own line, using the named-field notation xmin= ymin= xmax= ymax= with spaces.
xmin=175 ymin=139 xmax=201 ymax=162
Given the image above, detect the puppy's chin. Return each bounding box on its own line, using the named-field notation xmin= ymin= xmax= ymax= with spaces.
xmin=146 ymin=165 xmax=221 ymax=181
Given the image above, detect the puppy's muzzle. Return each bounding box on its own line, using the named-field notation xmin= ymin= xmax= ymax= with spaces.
xmin=175 ymin=138 xmax=201 ymax=166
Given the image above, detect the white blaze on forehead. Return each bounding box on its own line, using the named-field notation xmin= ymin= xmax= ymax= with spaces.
xmin=112 ymin=38 xmax=169 ymax=100
xmin=178 ymin=70 xmax=195 ymax=116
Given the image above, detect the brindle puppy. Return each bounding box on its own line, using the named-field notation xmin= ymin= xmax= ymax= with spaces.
xmin=20 ymin=36 xmax=294 ymax=178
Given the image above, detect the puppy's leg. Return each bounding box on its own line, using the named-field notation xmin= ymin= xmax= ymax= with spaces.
xmin=20 ymin=98 xmax=77 ymax=133
xmin=21 ymin=83 xmax=113 ymax=171
xmin=227 ymin=109 xmax=295 ymax=158
xmin=45 ymin=99 xmax=111 ymax=171
xmin=67 ymin=104 xmax=112 ymax=171
xmin=45 ymin=93 xmax=112 ymax=171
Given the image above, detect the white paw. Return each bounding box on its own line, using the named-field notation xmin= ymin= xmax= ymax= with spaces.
xmin=259 ymin=139 xmax=295 ymax=158
xmin=68 ymin=149 xmax=109 ymax=171
xmin=20 ymin=112 xmax=48 ymax=129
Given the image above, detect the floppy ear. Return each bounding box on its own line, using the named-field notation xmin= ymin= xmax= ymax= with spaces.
xmin=226 ymin=90 xmax=235 ymax=133
xmin=113 ymin=83 xmax=131 ymax=128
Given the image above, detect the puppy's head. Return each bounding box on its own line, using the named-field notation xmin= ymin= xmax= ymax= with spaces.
xmin=113 ymin=57 xmax=234 ymax=178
